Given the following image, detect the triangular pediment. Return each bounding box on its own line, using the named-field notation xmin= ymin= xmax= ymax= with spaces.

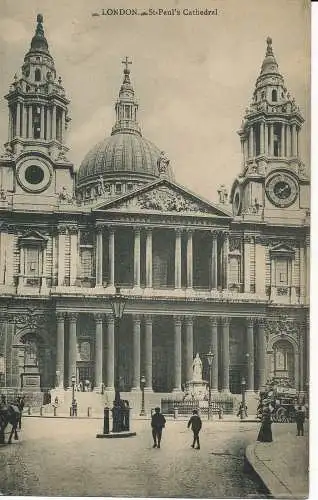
xmin=18 ymin=230 xmax=48 ymax=246
xmin=94 ymin=179 xmax=232 ymax=218
xmin=269 ymin=242 xmax=295 ymax=256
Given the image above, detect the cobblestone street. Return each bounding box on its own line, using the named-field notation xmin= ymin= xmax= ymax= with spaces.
xmin=0 ymin=417 xmax=270 ymax=497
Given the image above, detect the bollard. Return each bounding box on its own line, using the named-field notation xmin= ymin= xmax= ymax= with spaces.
xmin=53 ymin=407 xmax=57 ymax=417
xmin=70 ymin=406 xmax=72 ymax=417
xmin=103 ymin=407 xmax=110 ymax=434
xmin=40 ymin=406 xmax=43 ymax=417
xmin=173 ymin=407 xmax=178 ymax=420
xmin=218 ymin=406 xmax=224 ymax=420
xmin=28 ymin=406 xmax=31 ymax=416
xmin=87 ymin=407 xmax=92 ymax=418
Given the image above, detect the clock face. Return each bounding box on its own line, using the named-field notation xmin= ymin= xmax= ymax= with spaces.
xmin=16 ymin=158 xmax=52 ymax=193
xmin=265 ymin=173 xmax=298 ymax=207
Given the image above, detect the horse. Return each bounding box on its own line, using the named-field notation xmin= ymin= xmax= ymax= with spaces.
xmin=0 ymin=404 xmax=21 ymax=444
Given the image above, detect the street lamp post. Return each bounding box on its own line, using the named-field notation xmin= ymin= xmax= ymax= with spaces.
xmin=206 ymin=350 xmax=214 ymax=421
xmin=71 ymin=375 xmax=76 ymax=405
xmin=110 ymin=286 xmax=126 ymax=394
xmin=241 ymin=376 xmax=246 ymax=420
xmin=140 ymin=375 xmax=146 ymax=416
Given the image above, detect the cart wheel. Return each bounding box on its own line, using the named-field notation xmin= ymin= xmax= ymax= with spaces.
xmin=276 ymin=407 xmax=286 ymax=422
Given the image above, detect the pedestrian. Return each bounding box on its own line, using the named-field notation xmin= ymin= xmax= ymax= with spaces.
xmin=237 ymin=402 xmax=248 ymax=419
xmin=72 ymin=398 xmax=78 ymax=417
xmin=295 ymin=404 xmax=306 ymax=436
xmin=151 ymin=407 xmax=166 ymax=448
xmin=187 ymin=409 xmax=202 ymax=449
xmin=257 ymin=403 xmax=273 ymax=442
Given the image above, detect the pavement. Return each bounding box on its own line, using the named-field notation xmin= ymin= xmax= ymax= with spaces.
xmin=0 ymin=417 xmax=268 ymax=497
xmin=245 ymin=422 xmax=309 ymax=499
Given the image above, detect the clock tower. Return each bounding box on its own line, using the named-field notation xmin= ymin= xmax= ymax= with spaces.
xmin=230 ymin=37 xmax=309 ymax=225
xmin=0 ymin=14 xmax=74 ymax=210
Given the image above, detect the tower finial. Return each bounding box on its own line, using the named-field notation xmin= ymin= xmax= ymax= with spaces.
xmin=266 ymin=36 xmax=273 ymax=56
xmin=37 ymin=13 xmax=43 ymax=24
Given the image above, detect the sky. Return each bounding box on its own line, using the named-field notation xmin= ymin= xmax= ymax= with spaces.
xmin=0 ymin=0 xmax=310 ymax=202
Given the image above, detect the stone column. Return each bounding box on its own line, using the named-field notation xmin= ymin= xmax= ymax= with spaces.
xmin=56 ymin=312 xmax=65 ymax=388
xmin=47 ymin=107 xmax=51 ymax=140
xmin=133 ymin=228 xmax=141 ymax=288
xmin=21 ymin=103 xmax=27 ymax=138
xmin=145 ymin=228 xmax=153 ymax=288
xmin=286 ymin=125 xmax=291 ymax=157
xmin=144 ymin=315 xmax=153 ymax=391
xmin=0 ymin=227 xmax=7 ymax=285
xmin=132 ymin=315 xmax=141 ymax=391
xmin=27 ymin=105 xmax=33 ymax=139
xmin=249 ymin=126 xmax=254 ymax=157
xmin=52 ymin=105 xmax=56 ymax=140
xmin=40 ymin=105 xmax=45 ymax=139
xmin=246 ymin=318 xmax=255 ymax=391
xmin=4 ymin=231 xmax=13 ymax=285
xmin=61 ymin=109 xmax=66 ymax=144
xmin=186 ymin=231 xmax=193 ymax=289
xmin=108 ymin=229 xmax=115 ymax=288
xmin=8 ymin=106 xmax=12 ymax=142
xmin=221 ymin=317 xmax=230 ymax=392
xmin=292 ymin=123 xmax=297 ymax=157
xmin=57 ymin=225 xmax=66 ymax=286
xmin=257 ymin=319 xmax=266 ymax=389
xmin=264 ymin=123 xmax=269 ymax=155
xmin=95 ymin=227 xmax=103 ymax=286
xmin=281 ymin=124 xmax=285 ymax=157
xmin=105 ymin=315 xmax=115 ymax=391
xmin=173 ymin=316 xmax=182 ymax=392
xmin=175 ymin=230 xmax=182 ymax=289
xmin=69 ymin=227 xmax=78 ymax=286
xmin=260 ymin=121 xmax=265 ymax=155
xmin=222 ymin=232 xmax=229 ymax=290
xmin=68 ymin=313 xmax=78 ymax=388
xmin=184 ymin=316 xmax=194 ymax=383
xmin=269 ymin=123 xmax=274 ymax=156
xmin=210 ymin=231 xmax=218 ymax=290
xmin=95 ymin=314 xmax=103 ymax=390
xmin=244 ymin=235 xmax=251 ymax=293
xmin=16 ymin=102 xmax=21 ymax=137
xmin=209 ymin=317 xmax=218 ymax=392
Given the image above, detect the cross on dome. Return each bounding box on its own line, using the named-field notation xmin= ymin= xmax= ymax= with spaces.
xmin=122 ymin=56 xmax=132 ymax=73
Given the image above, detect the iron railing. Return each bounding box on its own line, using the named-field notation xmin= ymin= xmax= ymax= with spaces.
xmin=161 ymin=398 xmax=234 ymax=415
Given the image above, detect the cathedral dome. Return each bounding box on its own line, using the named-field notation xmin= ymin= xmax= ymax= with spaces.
xmin=76 ymin=60 xmax=173 ymax=196
xmin=77 ymin=132 xmax=171 ymax=183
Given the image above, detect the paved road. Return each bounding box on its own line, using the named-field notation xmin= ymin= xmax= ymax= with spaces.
xmin=0 ymin=418 xmax=269 ymax=497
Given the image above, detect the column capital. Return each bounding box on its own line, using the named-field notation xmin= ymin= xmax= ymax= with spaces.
xmin=105 ymin=314 xmax=115 ymax=326
xmin=68 ymin=312 xmax=79 ymax=323
xmin=185 ymin=228 xmax=193 ymax=235
xmin=96 ymin=225 xmax=104 ymax=234
xmin=56 ymin=312 xmax=66 ymax=322
xmin=132 ymin=314 xmax=141 ymax=325
xmin=183 ymin=315 xmax=194 ymax=326
xmin=209 ymin=316 xmax=218 ymax=327
xmin=143 ymin=314 xmax=153 ymax=325
xmin=220 ymin=316 xmax=231 ymax=327
xmin=145 ymin=227 xmax=153 ymax=234
xmin=246 ymin=317 xmax=256 ymax=328
xmin=173 ymin=315 xmax=183 ymax=326
xmin=257 ymin=317 xmax=267 ymax=328
xmin=57 ymin=224 xmax=68 ymax=235
xmin=210 ymin=229 xmax=219 ymax=238
xmin=133 ymin=226 xmax=141 ymax=234
xmin=95 ymin=313 xmax=104 ymax=324
xmin=68 ymin=225 xmax=78 ymax=235
xmin=174 ymin=228 xmax=182 ymax=236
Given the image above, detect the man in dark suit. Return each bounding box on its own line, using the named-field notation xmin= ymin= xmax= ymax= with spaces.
xmin=187 ymin=409 xmax=202 ymax=449
xmin=151 ymin=407 xmax=166 ymax=448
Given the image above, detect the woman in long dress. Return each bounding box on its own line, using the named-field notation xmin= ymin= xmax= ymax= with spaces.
xmin=257 ymin=404 xmax=273 ymax=442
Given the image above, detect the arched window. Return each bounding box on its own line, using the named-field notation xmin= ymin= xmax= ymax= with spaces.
xmin=35 ymin=69 xmax=41 ymax=82
xmin=272 ymin=339 xmax=294 ymax=385
xmin=272 ymin=89 xmax=277 ymax=102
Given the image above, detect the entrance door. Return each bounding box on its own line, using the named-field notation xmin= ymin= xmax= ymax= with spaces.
xmin=77 ymin=365 xmax=94 ymax=389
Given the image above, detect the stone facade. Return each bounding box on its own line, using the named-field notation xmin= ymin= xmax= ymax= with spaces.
xmin=0 ymin=19 xmax=309 ymax=396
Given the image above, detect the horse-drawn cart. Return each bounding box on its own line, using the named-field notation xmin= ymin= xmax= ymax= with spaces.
xmin=257 ymin=384 xmax=298 ymax=423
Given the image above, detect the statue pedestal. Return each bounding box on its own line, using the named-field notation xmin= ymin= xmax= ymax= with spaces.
xmin=183 ymin=380 xmax=209 ymax=401
xmin=21 ymin=364 xmax=41 ymax=392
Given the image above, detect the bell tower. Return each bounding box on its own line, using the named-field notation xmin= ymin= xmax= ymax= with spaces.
xmin=0 ymin=14 xmax=74 ymax=206
xmin=230 ymin=37 xmax=309 ymax=224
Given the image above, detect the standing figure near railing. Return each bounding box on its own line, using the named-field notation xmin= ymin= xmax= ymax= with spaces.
xmin=187 ymin=409 xmax=202 ymax=450
xmin=151 ymin=407 xmax=166 ymax=449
